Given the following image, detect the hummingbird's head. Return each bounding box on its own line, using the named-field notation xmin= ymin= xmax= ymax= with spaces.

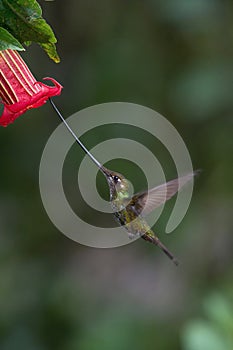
xmin=101 ymin=167 xmax=130 ymax=200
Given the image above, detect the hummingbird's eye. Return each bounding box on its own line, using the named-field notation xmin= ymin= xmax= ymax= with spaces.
xmin=113 ymin=175 xmax=120 ymax=183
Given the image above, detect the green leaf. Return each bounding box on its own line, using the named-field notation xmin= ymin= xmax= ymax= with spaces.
xmin=0 ymin=0 xmax=60 ymax=62
xmin=0 ymin=27 xmax=24 ymax=51
xmin=39 ymin=42 xmax=60 ymax=63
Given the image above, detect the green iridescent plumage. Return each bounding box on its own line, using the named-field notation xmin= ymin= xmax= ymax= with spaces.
xmin=100 ymin=166 xmax=196 ymax=266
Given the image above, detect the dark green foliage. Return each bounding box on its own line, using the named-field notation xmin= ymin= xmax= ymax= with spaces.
xmin=0 ymin=0 xmax=59 ymax=61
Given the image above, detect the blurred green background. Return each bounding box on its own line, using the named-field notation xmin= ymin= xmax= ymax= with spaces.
xmin=0 ymin=0 xmax=233 ymax=349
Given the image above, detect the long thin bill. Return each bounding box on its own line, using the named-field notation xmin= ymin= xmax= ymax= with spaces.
xmin=49 ymin=98 xmax=103 ymax=170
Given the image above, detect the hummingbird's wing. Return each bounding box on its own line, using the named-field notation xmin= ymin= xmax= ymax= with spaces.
xmin=127 ymin=172 xmax=196 ymax=217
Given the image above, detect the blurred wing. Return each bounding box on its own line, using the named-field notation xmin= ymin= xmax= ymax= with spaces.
xmin=128 ymin=172 xmax=196 ymax=217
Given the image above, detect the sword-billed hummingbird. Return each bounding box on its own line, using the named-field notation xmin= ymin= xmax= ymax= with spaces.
xmin=50 ymin=99 xmax=197 ymax=265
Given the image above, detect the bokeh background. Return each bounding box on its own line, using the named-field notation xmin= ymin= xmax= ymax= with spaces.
xmin=0 ymin=0 xmax=233 ymax=349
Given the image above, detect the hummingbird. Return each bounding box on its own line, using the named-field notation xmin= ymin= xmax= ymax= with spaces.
xmin=50 ymin=99 xmax=197 ymax=265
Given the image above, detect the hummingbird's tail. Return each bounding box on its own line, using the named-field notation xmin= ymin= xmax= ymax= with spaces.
xmin=141 ymin=233 xmax=179 ymax=266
